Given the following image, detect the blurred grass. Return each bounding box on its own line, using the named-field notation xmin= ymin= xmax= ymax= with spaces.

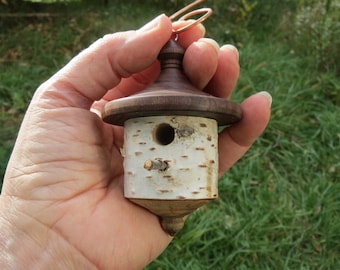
xmin=1 ymin=0 xmax=339 ymax=268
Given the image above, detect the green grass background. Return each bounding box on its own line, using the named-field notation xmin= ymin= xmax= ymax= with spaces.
xmin=0 ymin=0 xmax=339 ymax=269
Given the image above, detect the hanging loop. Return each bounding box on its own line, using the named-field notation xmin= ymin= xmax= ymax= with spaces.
xmin=170 ymin=0 xmax=212 ymax=34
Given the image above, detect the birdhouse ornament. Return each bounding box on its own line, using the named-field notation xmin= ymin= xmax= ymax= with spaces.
xmin=102 ymin=0 xmax=242 ymax=236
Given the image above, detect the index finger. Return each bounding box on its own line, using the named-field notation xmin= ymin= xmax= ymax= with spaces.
xmin=93 ymin=21 xmax=207 ymax=102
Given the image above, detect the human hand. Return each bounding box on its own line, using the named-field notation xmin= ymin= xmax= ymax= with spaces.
xmin=0 ymin=15 xmax=271 ymax=269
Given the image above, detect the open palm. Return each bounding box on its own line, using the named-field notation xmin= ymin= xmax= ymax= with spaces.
xmin=0 ymin=15 xmax=270 ymax=269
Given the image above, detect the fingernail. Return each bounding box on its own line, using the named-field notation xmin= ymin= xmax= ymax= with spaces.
xmin=197 ymin=38 xmax=220 ymax=53
xmin=139 ymin=14 xmax=165 ymax=32
xmin=258 ymin=91 xmax=272 ymax=107
xmin=221 ymin=44 xmax=239 ymax=61
xmin=197 ymin=23 xmax=206 ymax=36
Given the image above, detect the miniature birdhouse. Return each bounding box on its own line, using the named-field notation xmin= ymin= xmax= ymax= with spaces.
xmin=102 ymin=39 xmax=242 ymax=235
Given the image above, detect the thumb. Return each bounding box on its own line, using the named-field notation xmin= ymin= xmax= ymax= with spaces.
xmin=35 ymin=14 xmax=172 ymax=109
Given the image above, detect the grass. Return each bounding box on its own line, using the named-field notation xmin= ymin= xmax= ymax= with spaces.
xmin=1 ymin=1 xmax=339 ymax=268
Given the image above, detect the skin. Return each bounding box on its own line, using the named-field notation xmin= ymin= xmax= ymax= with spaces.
xmin=0 ymin=15 xmax=271 ymax=270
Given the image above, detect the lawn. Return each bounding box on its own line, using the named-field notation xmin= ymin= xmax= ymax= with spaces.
xmin=0 ymin=0 xmax=339 ymax=269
